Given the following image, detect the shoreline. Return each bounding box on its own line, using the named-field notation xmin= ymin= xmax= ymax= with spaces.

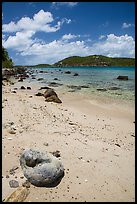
xmin=2 ymin=79 xmax=135 ymax=202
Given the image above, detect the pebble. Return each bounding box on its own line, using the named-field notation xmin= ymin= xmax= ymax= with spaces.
xmin=9 ymin=180 xmax=19 ymax=188
xmin=7 ymin=137 xmax=13 ymax=140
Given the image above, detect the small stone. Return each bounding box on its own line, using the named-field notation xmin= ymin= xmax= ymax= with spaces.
xmin=51 ymin=150 xmax=61 ymax=158
xmin=7 ymin=137 xmax=13 ymax=140
xmin=43 ymin=142 xmax=49 ymax=146
xmin=8 ymin=129 xmax=16 ymax=134
xmin=9 ymin=180 xmax=19 ymax=188
xmin=22 ymin=180 xmax=31 ymax=188
xmin=20 ymin=86 xmax=26 ymax=89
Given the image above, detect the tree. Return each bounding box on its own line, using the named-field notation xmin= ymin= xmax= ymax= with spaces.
xmin=2 ymin=46 xmax=14 ymax=68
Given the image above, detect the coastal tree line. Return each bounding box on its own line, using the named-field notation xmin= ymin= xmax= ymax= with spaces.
xmin=2 ymin=46 xmax=14 ymax=68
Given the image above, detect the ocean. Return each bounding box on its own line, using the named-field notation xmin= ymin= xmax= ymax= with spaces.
xmin=27 ymin=66 xmax=135 ymax=103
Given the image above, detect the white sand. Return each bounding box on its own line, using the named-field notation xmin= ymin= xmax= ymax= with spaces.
xmin=2 ymin=80 xmax=135 ymax=202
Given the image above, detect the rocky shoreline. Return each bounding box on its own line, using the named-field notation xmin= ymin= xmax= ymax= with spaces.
xmin=2 ymin=69 xmax=135 ymax=202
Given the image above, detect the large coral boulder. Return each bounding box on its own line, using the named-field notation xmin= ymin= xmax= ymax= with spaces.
xmin=20 ymin=149 xmax=64 ymax=187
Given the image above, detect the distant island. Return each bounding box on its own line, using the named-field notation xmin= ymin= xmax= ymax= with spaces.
xmin=2 ymin=47 xmax=135 ymax=69
xmin=14 ymin=55 xmax=135 ymax=68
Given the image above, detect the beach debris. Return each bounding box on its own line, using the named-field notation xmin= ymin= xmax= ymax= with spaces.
xmin=9 ymin=180 xmax=19 ymax=188
xmin=7 ymin=137 xmax=13 ymax=140
xmin=9 ymin=166 xmax=19 ymax=175
xmin=22 ymin=180 xmax=31 ymax=188
xmin=11 ymin=90 xmax=17 ymax=93
xmin=18 ymin=78 xmax=23 ymax=82
xmin=44 ymin=88 xmax=62 ymax=103
xmin=51 ymin=150 xmax=61 ymax=158
xmin=117 ymin=75 xmax=128 ymax=80
xmin=35 ymin=92 xmax=43 ymax=96
xmin=27 ymin=86 xmax=31 ymax=90
xmin=115 ymin=143 xmax=121 ymax=147
xmin=7 ymin=128 xmax=16 ymax=134
xmin=20 ymin=149 xmax=64 ymax=187
xmin=20 ymin=86 xmax=26 ymax=90
xmin=4 ymin=186 xmax=30 ymax=202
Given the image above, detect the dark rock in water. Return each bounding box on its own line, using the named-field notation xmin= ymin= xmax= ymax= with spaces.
xmin=97 ymin=88 xmax=107 ymax=91
xmin=117 ymin=76 xmax=128 ymax=80
xmin=68 ymin=90 xmax=76 ymax=92
xmin=9 ymin=180 xmax=19 ymax=188
xmin=81 ymin=85 xmax=89 ymax=88
xmin=32 ymin=77 xmax=36 ymax=79
xmin=108 ymin=87 xmax=120 ymax=90
xmin=44 ymin=89 xmax=62 ymax=103
xmin=54 ymin=78 xmax=59 ymax=80
xmin=67 ymin=85 xmax=81 ymax=90
xmin=20 ymin=86 xmax=26 ymax=89
xmin=20 ymin=149 xmax=64 ymax=187
xmin=48 ymin=82 xmax=63 ymax=87
xmin=37 ymin=78 xmax=44 ymax=81
xmin=65 ymin=71 xmax=71 ymax=74
xmin=18 ymin=78 xmax=23 ymax=82
xmin=39 ymin=86 xmax=51 ymax=90
xmin=27 ymin=87 xmax=31 ymax=90
xmin=73 ymin=73 xmax=79 ymax=76
xmin=35 ymin=92 xmax=43 ymax=96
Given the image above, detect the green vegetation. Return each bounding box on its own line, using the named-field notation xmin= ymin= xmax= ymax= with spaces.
xmin=2 ymin=46 xmax=14 ymax=68
xmin=53 ymin=55 xmax=135 ymax=67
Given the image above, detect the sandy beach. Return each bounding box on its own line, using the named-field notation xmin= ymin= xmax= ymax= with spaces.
xmin=2 ymin=79 xmax=135 ymax=202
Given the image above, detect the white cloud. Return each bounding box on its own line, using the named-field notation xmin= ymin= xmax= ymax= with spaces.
xmin=62 ymin=33 xmax=79 ymax=40
xmin=122 ymin=22 xmax=134 ymax=28
xmin=2 ymin=10 xmax=71 ymax=33
xmin=2 ymin=28 xmax=135 ymax=65
xmin=99 ymin=35 xmax=105 ymax=40
xmin=52 ymin=2 xmax=78 ymax=8
xmin=2 ymin=30 xmax=35 ymax=50
xmin=90 ymin=34 xmax=135 ymax=58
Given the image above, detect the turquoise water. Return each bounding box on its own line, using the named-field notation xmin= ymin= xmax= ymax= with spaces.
xmin=28 ymin=66 xmax=135 ymax=102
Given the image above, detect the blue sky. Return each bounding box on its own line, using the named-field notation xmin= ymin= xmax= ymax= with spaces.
xmin=2 ymin=2 xmax=135 ymax=65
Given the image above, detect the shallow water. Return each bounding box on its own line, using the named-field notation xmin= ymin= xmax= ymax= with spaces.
xmin=27 ymin=66 xmax=135 ymax=103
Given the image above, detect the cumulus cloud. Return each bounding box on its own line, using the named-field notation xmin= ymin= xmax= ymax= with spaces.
xmin=2 ymin=30 xmax=35 ymax=50
xmin=62 ymin=33 xmax=80 ymax=40
xmin=122 ymin=22 xmax=135 ymax=28
xmin=91 ymin=34 xmax=135 ymax=58
xmin=2 ymin=29 xmax=135 ymax=64
xmin=2 ymin=10 xmax=71 ymax=33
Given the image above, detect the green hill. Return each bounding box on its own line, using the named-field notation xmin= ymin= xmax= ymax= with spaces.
xmin=2 ymin=46 xmax=14 ymax=68
xmin=53 ymin=55 xmax=135 ymax=67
